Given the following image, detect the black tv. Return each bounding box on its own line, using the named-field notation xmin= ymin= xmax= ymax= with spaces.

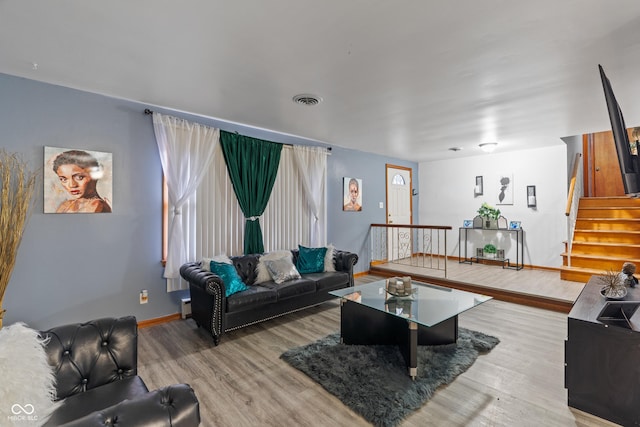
xmin=599 ymin=64 xmax=640 ymax=197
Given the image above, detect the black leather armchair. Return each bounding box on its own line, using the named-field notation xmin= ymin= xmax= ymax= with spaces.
xmin=40 ymin=316 xmax=200 ymax=426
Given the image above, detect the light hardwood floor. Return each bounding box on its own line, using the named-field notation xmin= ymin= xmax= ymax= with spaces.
xmin=138 ymin=274 xmax=615 ymax=427
xmin=372 ymin=259 xmax=587 ymax=312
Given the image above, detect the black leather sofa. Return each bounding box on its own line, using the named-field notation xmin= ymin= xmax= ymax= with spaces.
xmin=180 ymin=249 xmax=358 ymax=345
xmin=40 ymin=316 xmax=200 ymax=426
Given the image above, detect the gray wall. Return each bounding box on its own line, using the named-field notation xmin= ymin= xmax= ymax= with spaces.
xmin=562 ymin=135 xmax=583 ymax=185
xmin=1 ymin=73 xmax=418 ymax=329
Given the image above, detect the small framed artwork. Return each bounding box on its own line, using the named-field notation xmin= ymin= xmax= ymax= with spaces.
xmin=463 ymin=219 xmax=473 ymax=228
xmin=509 ymin=221 xmax=521 ymax=230
xmin=343 ymin=177 xmax=362 ymax=211
xmin=527 ymin=185 xmax=537 ymax=207
xmin=496 ymin=173 xmax=513 ymax=205
xmin=476 ymin=248 xmax=484 ymax=258
xmin=475 ymin=176 xmax=483 ymax=196
xmin=497 ymin=249 xmax=505 ymax=259
xmin=44 ymin=146 xmax=113 ymax=214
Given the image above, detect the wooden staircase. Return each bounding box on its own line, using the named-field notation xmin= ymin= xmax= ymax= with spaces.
xmin=561 ymin=196 xmax=640 ymax=282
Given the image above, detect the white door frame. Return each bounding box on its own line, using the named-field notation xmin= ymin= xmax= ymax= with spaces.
xmin=386 ymin=164 xmax=413 ymax=262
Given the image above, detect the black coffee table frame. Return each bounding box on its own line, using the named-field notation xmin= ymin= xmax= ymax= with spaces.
xmin=340 ymin=299 xmax=458 ymax=379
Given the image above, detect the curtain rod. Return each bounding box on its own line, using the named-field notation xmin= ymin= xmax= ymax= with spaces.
xmin=143 ymin=108 xmax=331 ymax=151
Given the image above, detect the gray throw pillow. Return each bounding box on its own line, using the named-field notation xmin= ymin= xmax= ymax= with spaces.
xmin=264 ymin=258 xmax=301 ymax=284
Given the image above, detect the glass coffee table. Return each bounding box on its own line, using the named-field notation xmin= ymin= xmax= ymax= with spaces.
xmin=330 ymin=279 xmax=492 ymax=379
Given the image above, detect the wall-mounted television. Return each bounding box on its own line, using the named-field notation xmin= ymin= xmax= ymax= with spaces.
xmin=598 ymin=64 xmax=640 ymax=197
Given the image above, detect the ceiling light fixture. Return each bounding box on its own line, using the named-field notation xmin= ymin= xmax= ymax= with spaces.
xmin=292 ymin=94 xmax=322 ymax=106
xmin=448 ymin=147 xmax=463 ymax=152
xmin=479 ymin=142 xmax=498 ymax=153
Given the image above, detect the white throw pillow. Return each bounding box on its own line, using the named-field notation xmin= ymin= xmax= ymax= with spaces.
xmin=0 ymin=322 xmax=58 ymax=424
xmin=255 ymin=250 xmax=292 ymax=284
xmin=201 ymin=254 xmax=233 ymax=271
xmin=324 ymin=244 xmax=336 ymax=272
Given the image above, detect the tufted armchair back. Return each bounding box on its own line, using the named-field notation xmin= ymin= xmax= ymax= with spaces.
xmin=41 ymin=316 xmax=137 ymax=401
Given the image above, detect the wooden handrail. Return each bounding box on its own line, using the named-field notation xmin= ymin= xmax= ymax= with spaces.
xmin=565 ymin=152 xmax=582 ymax=216
xmin=371 ymin=223 xmax=452 ymax=230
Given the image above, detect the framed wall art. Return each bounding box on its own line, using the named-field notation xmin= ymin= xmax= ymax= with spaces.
xmin=343 ymin=177 xmax=362 ymax=211
xmin=44 ymin=146 xmax=113 ymax=214
xmin=496 ymin=173 xmax=513 ymax=205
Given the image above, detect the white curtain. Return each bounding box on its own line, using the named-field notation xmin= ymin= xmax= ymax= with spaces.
xmin=152 ymin=113 xmax=219 ymax=289
xmin=175 ymin=144 xmax=328 ymax=276
xmin=293 ymin=145 xmax=327 ymax=246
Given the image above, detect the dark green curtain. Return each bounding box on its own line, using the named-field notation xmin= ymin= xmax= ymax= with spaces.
xmin=220 ymin=131 xmax=283 ymax=254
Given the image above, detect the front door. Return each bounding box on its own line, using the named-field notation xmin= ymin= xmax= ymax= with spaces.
xmin=386 ymin=165 xmax=412 ymax=261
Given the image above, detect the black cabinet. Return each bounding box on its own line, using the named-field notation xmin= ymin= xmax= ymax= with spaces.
xmin=565 ymin=276 xmax=640 ymax=425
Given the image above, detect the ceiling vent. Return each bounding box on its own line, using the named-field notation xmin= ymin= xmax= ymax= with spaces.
xmin=293 ymin=94 xmax=322 ymax=106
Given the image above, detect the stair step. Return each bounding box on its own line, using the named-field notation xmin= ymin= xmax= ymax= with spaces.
xmin=575 ymin=218 xmax=640 ymax=231
xmin=560 ymin=265 xmax=640 ymax=283
xmin=572 ymin=230 xmax=640 ymax=244
xmin=577 ymin=207 xmax=640 ymax=219
xmin=569 ymin=242 xmax=640 ymax=258
xmin=561 ymin=253 xmax=640 ymax=270
xmin=579 ymin=196 xmax=640 ymax=208
xmin=559 ymin=266 xmax=600 ymax=283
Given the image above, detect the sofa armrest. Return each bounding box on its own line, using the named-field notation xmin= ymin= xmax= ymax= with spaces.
xmin=58 ymin=383 xmax=200 ymax=427
xmin=180 ymin=262 xmax=226 ymax=345
xmin=334 ymin=250 xmax=359 ymax=286
xmin=41 ymin=316 xmax=138 ymax=401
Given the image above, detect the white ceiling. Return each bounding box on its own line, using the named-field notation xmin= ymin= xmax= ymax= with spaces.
xmin=2 ymin=1 xmax=640 ymax=162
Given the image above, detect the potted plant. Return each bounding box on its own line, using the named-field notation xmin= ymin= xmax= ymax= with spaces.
xmin=477 ymin=203 xmax=501 ymax=229
xmin=483 ymin=243 xmax=497 ymax=259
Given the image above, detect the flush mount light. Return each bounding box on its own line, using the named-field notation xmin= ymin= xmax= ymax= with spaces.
xmin=292 ymin=94 xmax=322 ymax=106
xmin=479 ymin=142 xmax=498 ymax=153
xmin=448 ymin=147 xmax=463 ymax=152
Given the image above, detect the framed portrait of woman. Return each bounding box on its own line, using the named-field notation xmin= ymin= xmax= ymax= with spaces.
xmin=343 ymin=177 xmax=362 ymax=211
xmin=44 ymin=146 xmax=113 ymax=214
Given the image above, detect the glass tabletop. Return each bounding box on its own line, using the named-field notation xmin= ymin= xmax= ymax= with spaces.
xmin=330 ymin=279 xmax=492 ymax=327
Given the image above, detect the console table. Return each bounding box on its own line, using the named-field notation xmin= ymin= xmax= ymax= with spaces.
xmin=565 ymin=276 xmax=640 ymax=426
xmin=458 ymin=227 xmax=524 ymax=270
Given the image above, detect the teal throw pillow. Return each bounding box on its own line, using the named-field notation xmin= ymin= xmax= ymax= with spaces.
xmin=210 ymin=261 xmax=248 ymax=297
xmin=297 ymin=245 xmax=328 ymax=274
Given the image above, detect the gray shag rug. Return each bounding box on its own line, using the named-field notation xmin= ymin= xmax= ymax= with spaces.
xmin=280 ymin=328 xmax=499 ymax=427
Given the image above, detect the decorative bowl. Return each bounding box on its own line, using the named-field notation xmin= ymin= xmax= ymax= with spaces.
xmin=600 ymin=286 xmax=628 ymax=300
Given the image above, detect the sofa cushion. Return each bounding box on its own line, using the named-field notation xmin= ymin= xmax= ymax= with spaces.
xmin=255 ymin=251 xmax=292 ymax=284
xmin=264 ymin=258 xmax=302 ymax=284
xmin=210 ymin=261 xmax=248 ymax=297
xmin=324 ymin=244 xmax=336 ymax=272
xmin=43 ymin=376 xmax=148 ymax=426
xmin=261 ymin=278 xmax=316 ymax=300
xmin=304 ymin=271 xmax=351 ymax=292
xmin=297 ymin=245 xmax=327 ymax=274
xmin=201 ymin=254 xmax=233 ymax=271
xmin=230 ymin=254 xmax=260 ymax=286
xmin=226 ymin=285 xmax=278 ymax=313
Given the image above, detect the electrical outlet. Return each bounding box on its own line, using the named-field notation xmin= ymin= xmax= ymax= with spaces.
xmin=139 ymin=290 xmax=148 ymax=304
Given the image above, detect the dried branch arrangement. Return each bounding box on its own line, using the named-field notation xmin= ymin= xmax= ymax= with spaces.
xmin=0 ymin=150 xmax=37 ymax=328
xmin=599 ymin=269 xmax=627 ymax=299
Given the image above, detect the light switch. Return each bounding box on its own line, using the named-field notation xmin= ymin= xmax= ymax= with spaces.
xmin=379 ymin=202 xmax=384 ymax=209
